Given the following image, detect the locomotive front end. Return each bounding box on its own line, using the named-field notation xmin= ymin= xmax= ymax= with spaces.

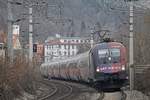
xmin=91 ymin=42 xmax=128 ymax=89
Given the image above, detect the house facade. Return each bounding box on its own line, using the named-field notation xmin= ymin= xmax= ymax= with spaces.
xmin=44 ymin=36 xmax=90 ymax=63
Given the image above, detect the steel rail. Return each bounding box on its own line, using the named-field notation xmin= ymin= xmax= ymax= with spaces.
xmin=38 ymin=79 xmax=73 ymax=100
xmin=55 ymin=82 xmax=73 ymax=100
xmin=121 ymin=90 xmax=127 ymax=100
xmin=38 ymin=80 xmax=58 ymax=100
xmin=97 ymin=92 xmax=105 ymax=100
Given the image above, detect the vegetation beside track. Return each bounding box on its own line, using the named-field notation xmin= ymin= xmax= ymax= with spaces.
xmin=0 ymin=55 xmax=41 ymax=100
xmin=135 ymin=68 xmax=150 ymax=97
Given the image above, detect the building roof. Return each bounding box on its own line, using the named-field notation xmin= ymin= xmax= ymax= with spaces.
xmin=60 ymin=36 xmax=89 ymax=40
xmin=45 ymin=36 xmax=90 ymax=42
xmin=45 ymin=35 xmax=90 ymax=45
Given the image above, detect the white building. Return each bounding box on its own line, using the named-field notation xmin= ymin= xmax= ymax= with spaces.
xmin=44 ymin=36 xmax=90 ymax=63
xmin=13 ymin=25 xmax=21 ymax=50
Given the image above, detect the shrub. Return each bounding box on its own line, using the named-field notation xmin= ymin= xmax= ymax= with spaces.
xmin=0 ymin=55 xmax=40 ymax=100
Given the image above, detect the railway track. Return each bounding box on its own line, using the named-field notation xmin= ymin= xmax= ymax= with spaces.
xmin=38 ymin=80 xmax=58 ymax=100
xmin=37 ymin=79 xmax=127 ymax=100
xmin=53 ymin=80 xmax=73 ymax=100
xmin=97 ymin=90 xmax=127 ymax=100
xmin=121 ymin=90 xmax=127 ymax=100
xmin=97 ymin=92 xmax=105 ymax=100
xmin=37 ymin=79 xmax=74 ymax=100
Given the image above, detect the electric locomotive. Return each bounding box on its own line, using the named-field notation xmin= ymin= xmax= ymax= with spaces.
xmin=90 ymin=41 xmax=128 ymax=89
xmin=40 ymin=40 xmax=128 ymax=89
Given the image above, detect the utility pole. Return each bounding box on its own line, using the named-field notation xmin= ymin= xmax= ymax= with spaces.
xmin=28 ymin=2 xmax=47 ymax=62
xmin=29 ymin=7 xmax=33 ymax=61
xmin=129 ymin=0 xmax=134 ymax=90
xmin=90 ymin=29 xmax=94 ymax=48
xmin=7 ymin=0 xmax=13 ymax=63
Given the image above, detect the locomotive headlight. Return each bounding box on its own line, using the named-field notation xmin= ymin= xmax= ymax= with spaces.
xmin=108 ymin=57 xmax=111 ymax=61
xmin=122 ymin=65 xmax=125 ymax=71
xmin=96 ymin=68 xmax=100 ymax=72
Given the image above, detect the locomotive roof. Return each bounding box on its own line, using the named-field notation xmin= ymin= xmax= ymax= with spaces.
xmin=95 ymin=41 xmax=124 ymax=48
xmin=89 ymin=41 xmax=125 ymax=52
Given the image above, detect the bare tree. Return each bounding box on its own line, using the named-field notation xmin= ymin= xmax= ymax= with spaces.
xmin=77 ymin=43 xmax=90 ymax=54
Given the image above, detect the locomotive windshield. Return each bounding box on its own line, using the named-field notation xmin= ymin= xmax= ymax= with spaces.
xmin=98 ymin=48 xmax=120 ymax=64
xmin=110 ymin=49 xmax=120 ymax=63
xmin=98 ymin=49 xmax=109 ymax=64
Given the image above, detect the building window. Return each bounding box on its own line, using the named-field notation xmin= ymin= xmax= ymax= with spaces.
xmin=76 ymin=40 xmax=79 ymax=43
xmin=64 ymin=51 xmax=66 ymax=55
xmin=72 ymin=51 xmax=74 ymax=55
xmin=66 ymin=45 xmax=68 ymax=49
xmin=70 ymin=45 xmax=72 ymax=49
xmin=47 ymin=52 xmax=49 ymax=55
xmin=61 ymin=45 xmax=64 ymax=49
xmin=64 ymin=45 xmax=66 ymax=49
xmin=74 ymin=45 xmax=76 ymax=49
xmin=72 ymin=45 xmax=74 ymax=49
xmin=59 ymin=51 xmax=61 ymax=55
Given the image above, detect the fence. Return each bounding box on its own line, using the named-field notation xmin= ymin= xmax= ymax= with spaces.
xmin=133 ymin=65 xmax=150 ymax=90
xmin=134 ymin=65 xmax=150 ymax=74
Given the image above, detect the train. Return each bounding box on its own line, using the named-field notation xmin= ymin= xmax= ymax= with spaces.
xmin=40 ymin=40 xmax=128 ymax=90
